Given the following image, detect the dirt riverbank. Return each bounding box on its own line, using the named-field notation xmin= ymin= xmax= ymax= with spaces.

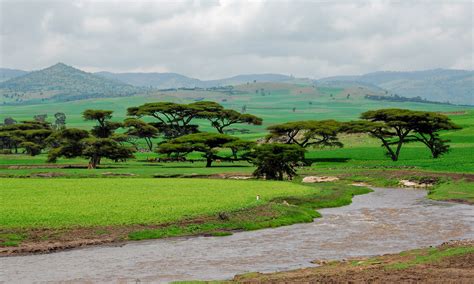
xmin=233 ymin=240 xmax=474 ymax=283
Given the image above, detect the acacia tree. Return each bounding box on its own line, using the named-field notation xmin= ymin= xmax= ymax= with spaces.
xmin=157 ymin=132 xmax=238 ymax=167
xmin=47 ymin=128 xmax=90 ymax=162
xmin=349 ymin=109 xmax=418 ymax=161
xmin=47 ymin=127 xmax=134 ymax=168
xmin=199 ymin=109 xmax=262 ymax=134
xmin=267 ymin=120 xmax=344 ymax=148
xmin=82 ymin=109 xmax=134 ymax=167
xmin=123 ymin=118 xmax=158 ymax=151
xmin=408 ymin=112 xmax=461 ymax=158
xmin=53 ymin=112 xmax=67 ymax=130
xmin=82 ymin=138 xmax=134 ymax=168
xmin=33 ymin=114 xmax=47 ymax=123
xmin=127 ymin=101 xmax=222 ymax=138
xmin=83 ymin=109 xmax=122 ymax=138
xmin=343 ymin=119 xmax=399 ymax=159
xmin=346 ymin=109 xmax=460 ymax=161
xmin=245 ymin=143 xmax=305 ymax=180
xmin=224 ymin=140 xmax=255 ymax=160
xmin=48 ymin=109 xmax=133 ymax=168
xmin=0 ymin=121 xmax=52 ymax=155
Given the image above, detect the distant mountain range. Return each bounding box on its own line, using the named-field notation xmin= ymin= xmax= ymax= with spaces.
xmin=0 ymin=63 xmax=142 ymax=104
xmin=317 ymin=69 xmax=474 ymax=105
xmin=1 ymin=63 xmax=472 ymax=105
xmin=0 ymin=68 xmax=28 ymax=82
xmin=96 ymin=71 xmax=295 ymax=89
xmin=95 ymin=71 xmax=204 ymax=89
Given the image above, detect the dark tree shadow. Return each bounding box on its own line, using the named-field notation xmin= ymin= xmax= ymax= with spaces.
xmin=306 ymin=157 xmax=350 ymax=163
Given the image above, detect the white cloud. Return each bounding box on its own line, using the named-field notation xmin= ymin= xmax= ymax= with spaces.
xmin=0 ymin=0 xmax=472 ymax=79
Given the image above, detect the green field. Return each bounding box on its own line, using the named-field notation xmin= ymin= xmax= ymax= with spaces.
xmin=1 ymin=109 xmax=472 ymax=177
xmin=427 ymin=181 xmax=474 ymax=203
xmin=1 ymin=84 xmax=473 ymax=177
xmin=0 ymin=178 xmax=314 ymax=229
xmin=0 ymin=178 xmax=371 ymax=248
xmin=1 ymin=83 xmax=473 ymax=251
xmin=1 ymin=83 xmax=467 ymax=132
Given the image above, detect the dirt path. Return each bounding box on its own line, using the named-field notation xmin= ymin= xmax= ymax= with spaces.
xmin=234 ymin=240 xmax=474 ymax=283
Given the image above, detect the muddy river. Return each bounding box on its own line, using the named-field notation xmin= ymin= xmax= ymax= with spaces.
xmin=1 ymin=187 xmax=473 ymax=283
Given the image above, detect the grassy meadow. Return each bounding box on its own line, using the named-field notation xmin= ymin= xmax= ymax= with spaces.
xmin=1 ymin=83 xmax=473 ymax=250
xmin=1 ymin=83 xmax=473 ymax=177
xmin=0 ymin=178 xmax=315 ymax=228
xmin=0 ymin=178 xmax=370 ymax=248
xmin=0 ymin=83 xmax=466 ymax=131
xmin=1 ymin=108 xmax=473 ymax=177
xmin=427 ymin=181 xmax=474 ymax=203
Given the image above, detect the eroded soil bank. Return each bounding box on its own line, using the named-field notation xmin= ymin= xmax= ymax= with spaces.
xmin=234 ymin=240 xmax=474 ymax=283
xmin=1 ymin=187 xmax=473 ymax=283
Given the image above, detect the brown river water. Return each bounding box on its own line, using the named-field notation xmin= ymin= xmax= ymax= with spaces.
xmin=1 ymin=187 xmax=473 ymax=283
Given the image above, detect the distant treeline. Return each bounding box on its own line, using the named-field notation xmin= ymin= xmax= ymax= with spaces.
xmin=365 ymin=94 xmax=453 ymax=105
xmin=157 ymin=86 xmax=246 ymax=95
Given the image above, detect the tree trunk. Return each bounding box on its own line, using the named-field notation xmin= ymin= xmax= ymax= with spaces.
xmin=379 ymin=137 xmax=398 ymax=161
xmin=278 ymin=171 xmax=284 ymax=180
xmin=394 ymin=140 xmax=404 ymax=160
xmin=145 ymin=138 xmax=153 ymax=151
xmin=206 ymin=157 xmax=212 ymax=167
xmin=88 ymin=156 xmax=99 ymax=169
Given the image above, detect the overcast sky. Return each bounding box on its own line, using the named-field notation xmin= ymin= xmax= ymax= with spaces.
xmin=0 ymin=0 xmax=472 ymax=79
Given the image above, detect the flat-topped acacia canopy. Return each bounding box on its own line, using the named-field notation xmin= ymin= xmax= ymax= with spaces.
xmin=267 ymin=120 xmax=344 ymax=148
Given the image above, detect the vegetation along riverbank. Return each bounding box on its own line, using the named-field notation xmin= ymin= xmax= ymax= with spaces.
xmin=0 ymin=179 xmax=370 ymax=255
xmin=229 ymin=240 xmax=474 ymax=283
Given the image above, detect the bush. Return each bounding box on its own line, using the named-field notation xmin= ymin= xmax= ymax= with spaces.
xmin=246 ymin=143 xmax=306 ymax=180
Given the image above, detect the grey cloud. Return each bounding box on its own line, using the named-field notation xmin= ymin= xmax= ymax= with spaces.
xmin=0 ymin=0 xmax=472 ymax=79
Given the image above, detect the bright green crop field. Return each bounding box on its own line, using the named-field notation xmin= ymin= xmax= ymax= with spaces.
xmin=0 ymin=178 xmax=315 ymax=229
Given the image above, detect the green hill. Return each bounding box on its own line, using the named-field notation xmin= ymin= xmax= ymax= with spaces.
xmin=0 ymin=63 xmax=143 ymax=104
xmin=95 ymin=71 xmax=296 ymax=89
xmin=318 ymin=69 xmax=474 ymax=105
xmin=1 ymin=81 xmax=468 ymax=134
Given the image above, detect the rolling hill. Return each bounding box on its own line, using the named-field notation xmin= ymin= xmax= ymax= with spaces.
xmin=0 ymin=80 xmax=468 ymax=133
xmin=95 ymin=71 xmax=295 ymax=89
xmin=317 ymin=69 xmax=474 ymax=105
xmin=1 ymin=63 xmax=472 ymax=106
xmin=95 ymin=71 xmax=203 ymax=89
xmin=0 ymin=68 xmax=28 ymax=83
xmin=0 ymin=63 xmax=143 ymax=104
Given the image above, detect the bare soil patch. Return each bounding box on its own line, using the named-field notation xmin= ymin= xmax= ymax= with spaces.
xmin=302 ymin=176 xmax=340 ymax=183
